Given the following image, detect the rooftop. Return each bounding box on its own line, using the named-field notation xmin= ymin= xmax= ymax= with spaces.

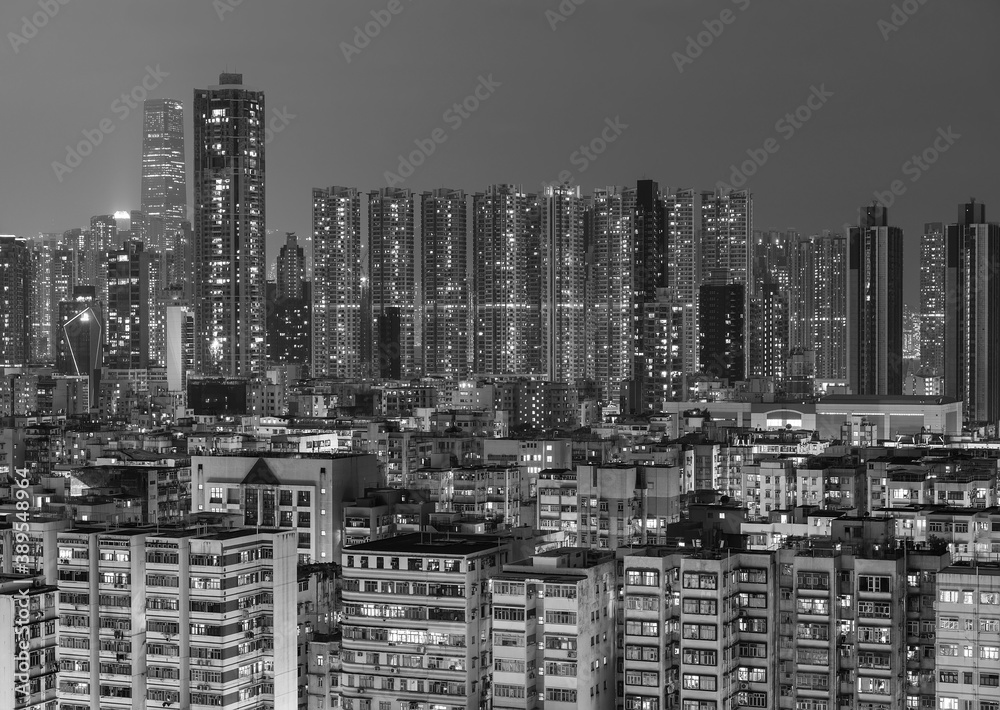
xmin=344 ymin=532 xmax=509 ymax=556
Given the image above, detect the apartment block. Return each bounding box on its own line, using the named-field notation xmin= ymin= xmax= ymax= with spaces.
xmin=340 ymin=532 xmax=532 ymax=710
xmin=0 ymin=574 xmax=59 ymax=710
xmin=491 ymin=547 xmax=617 ymax=710
xmin=56 ymin=526 xmax=298 ymax=709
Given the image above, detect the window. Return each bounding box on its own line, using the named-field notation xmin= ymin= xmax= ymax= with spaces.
xmin=980 ymin=674 xmax=1000 ymax=687
xmin=682 ymin=624 xmax=716 ymax=641
xmin=797 ymin=572 xmax=829 ymax=590
xmin=682 ymin=598 xmax=717 ymax=615
xmin=626 ymin=595 xmax=659 ymax=612
xmin=739 ymin=617 xmax=767 ymax=634
xmin=939 ymin=617 xmax=959 ymax=630
xmin=625 ymin=621 xmax=659 ymax=637
xmin=625 ymin=645 xmax=659 ymax=662
xmin=683 ymin=648 xmax=717 ymax=666
xmin=626 ymin=569 xmax=659 ymax=586
xmin=739 ymin=568 xmax=768 ymax=584
xmin=938 ymin=644 xmax=958 ymax=657
xmin=940 ymin=590 xmax=959 ymax=603
xmin=857 ymin=677 xmax=890 ymax=694
xmin=545 ymin=611 xmax=577 ymax=625
xmin=493 ymin=607 xmax=525 ymax=622
xmin=683 ymin=572 xmax=718 ymax=589
xmin=858 ymin=601 xmax=891 ymax=618
xmin=546 ymin=689 xmax=577 ymax=702
xmin=738 ymin=642 xmax=767 ymax=658
xmin=859 ymin=576 xmax=890 ymax=593
xmin=682 ymin=674 xmax=717 ymax=691
xmin=981 ymin=646 xmax=1000 ymax=660
xmin=738 ymin=667 xmax=767 ymax=683
xmin=981 ymin=592 xmax=1000 ymax=605
xmin=857 ymin=626 xmax=890 ymax=644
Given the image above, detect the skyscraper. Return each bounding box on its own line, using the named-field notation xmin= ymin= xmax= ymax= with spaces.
xmin=105 ymin=240 xmax=151 ymax=370
xmin=421 ymin=188 xmax=470 ymax=377
xmin=590 ymin=186 xmax=635 ymax=402
xmin=848 ymin=204 xmax=903 ymax=395
xmin=631 ymin=179 xmax=667 ymax=403
xmin=920 ymin=222 xmax=946 ymax=376
xmin=665 ymin=188 xmax=700 ymax=376
xmin=699 ymin=282 xmax=745 ymax=381
xmin=193 ymin=73 xmax=266 ymax=377
xmin=368 ymin=187 xmax=416 ymax=379
xmin=275 ymin=232 xmax=305 ymax=301
xmin=700 ymin=189 xmax=752 ymax=285
xmin=807 ymin=230 xmax=848 ymax=380
xmin=0 ymin=236 xmax=31 ymax=365
xmin=473 ymin=184 xmax=541 ymax=375
xmin=57 ymin=286 xmax=104 ymax=408
xmin=141 ymin=98 xmax=187 ymax=250
xmin=312 ymin=186 xmax=364 ymax=379
xmin=748 ymin=230 xmax=794 ymax=380
xmin=540 ymin=184 xmax=587 ymax=384
xmin=165 ymin=305 xmax=194 ymax=394
xmin=944 ymin=200 xmax=1000 ymax=427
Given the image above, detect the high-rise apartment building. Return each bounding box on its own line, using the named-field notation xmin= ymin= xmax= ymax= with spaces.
xmin=808 ymin=230 xmax=848 ymax=380
xmin=920 ymin=222 xmax=946 ymax=377
xmin=848 ymin=204 xmax=903 ymax=395
xmin=105 ymin=240 xmax=151 ymax=370
xmin=165 ymin=305 xmax=194 ymax=394
xmin=56 ymin=526 xmax=299 ymax=710
xmin=700 ymin=189 xmax=752 ymax=285
xmin=0 ymin=574 xmax=58 ymax=710
xmin=421 ymin=188 xmax=470 ymax=377
xmin=665 ymin=188 xmax=700 ymax=376
xmin=541 ymin=184 xmax=587 ymax=384
xmin=473 ymin=184 xmax=541 ymax=375
xmin=0 ymin=236 xmax=31 ymax=365
xmin=141 ymin=98 xmax=187 ymax=249
xmin=491 ymin=548 xmax=617 ymax=710
xmin=193 ymin=73 xmax=267 ymax=377
xmin=699 ymin=283 xmax=745 ymax=381
xmin=590 ymin=186 xmax=636 ymax=402
xmin=312 ymin=186 xmax=364 ymax=379
xmin=944 ymin=200 xmax=1000 ymax=427
xmin=275 ymin=232 xmax=304 ymax=302
xmin=340 ymin=532 xmax=530 ymax=710
xmin=368 ymin=188 xmax=416 ymax=379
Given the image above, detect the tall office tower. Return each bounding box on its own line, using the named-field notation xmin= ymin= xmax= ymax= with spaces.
xmin=944 ymin=200 xmax=1000 ymax=426
xmin=902 ymin=305 xmax=920 ymax=361
xmin=124 ymin=209 xmax=148 ymax=247
xmin=141 ymin=98 xmax=187 ymax=251
xmin=193 ymin=73 xmax=267 ymax=377
xmin=368 ymin=188 xmax=416 ymax=379
xmin=312 ymin=187 xmax=364 ymax=378
xmin=341 ymin=533 xmax=527 ymax=710
xmin=57 ymin=286 xmax=104 ymax=408
xmin=665 ymin=188 xmax=700 ymax=376
xmin=540 ymin=184 xmax=587 ymax=384
xmin=848 ymin=204 xmax=903 ymax=395
xmin=421 ymin=188 xmax=470 ymax=377
xmin=590 ymin=186 xmax=635 ymax=402
xmin=56 ymin=526 xmax=299 ymax=710
xmin=90 ymin=214 xmax=117 ymax=304
xmin=700 ymin=189 xmax=752 ymax=285
xmin=808 ymin=231 xmax=848 ymax=380
xmin=919 ymin=222 xmax=945 ymax=376
xmin=105 ymin=240 xmax=151 ymax=370
xmin=699 ymin=282 xmax=745 ymax=381
xmin=0 ymin=236 xmax=31 ymax=365
xmin=275 ymin=232 xmax=305 ymax=301
xmin=473 ymin=184 xmax=542 ymax=375
xmin=165 ymin=305 xmax=195 ymax=393
xmin=491 ymin=548 xmax=617 ymax=710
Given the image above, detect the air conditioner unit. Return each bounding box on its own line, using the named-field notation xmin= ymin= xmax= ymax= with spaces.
xmin=374 ymin=666 xmax=380 ymax=671
xmin=740 ymin=681 xmax=750 ymax=690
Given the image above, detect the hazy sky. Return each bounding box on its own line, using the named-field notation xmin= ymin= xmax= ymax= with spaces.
xmin=1 ymin=0 xmax=997 ymax=305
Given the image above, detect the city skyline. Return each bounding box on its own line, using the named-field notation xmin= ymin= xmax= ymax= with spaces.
xmin=1 ymin=1 xmax=997 ymax=308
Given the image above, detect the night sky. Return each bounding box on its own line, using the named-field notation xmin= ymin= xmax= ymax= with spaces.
xmin=2 ymin=0 xmax=997 ymax=306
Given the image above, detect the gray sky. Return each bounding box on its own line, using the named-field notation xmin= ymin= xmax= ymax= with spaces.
xmin=1 ymin=0 xmax=997 ymax=306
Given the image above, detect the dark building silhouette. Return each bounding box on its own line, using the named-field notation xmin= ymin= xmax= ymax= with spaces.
xmin=266 ymin=281 xmax=311 ymax=368
xmin=848 ymin=203 xmax=903 ymax=395
xmin=105 ymin=240 xmax=151 ymax=370
xmin=699 ymin=282 xmax=745 ymax=382
xmin=945 ymin=200 xmax=1000 ymax=427
xmin=57 ymin=286 xmax=104 ymax=408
